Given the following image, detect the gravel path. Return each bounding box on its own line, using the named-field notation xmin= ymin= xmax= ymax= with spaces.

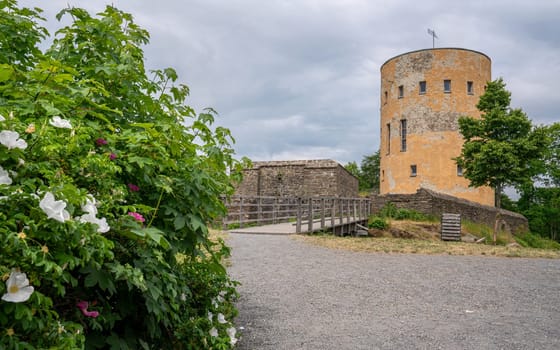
xmin=227 ymin=233 xmax=560 ymax=350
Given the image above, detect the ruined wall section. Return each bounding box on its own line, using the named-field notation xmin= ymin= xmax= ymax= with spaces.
xmin=371 ymin=188 xmax=528 ymax=234
xmin=336 ymin=165 xmax=360 ymax=197
xmin=258 ymin=165 xmax=305 ymax=197
xmin=235 ymin=159 xmax=359 ymax=198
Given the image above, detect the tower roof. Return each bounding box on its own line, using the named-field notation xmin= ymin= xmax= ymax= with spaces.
xmin=380 ymin=47 xmax=491 ymax=71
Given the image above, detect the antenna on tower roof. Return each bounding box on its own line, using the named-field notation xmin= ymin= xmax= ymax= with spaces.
xmin=427 ymin=28 xmax=438 ymax=48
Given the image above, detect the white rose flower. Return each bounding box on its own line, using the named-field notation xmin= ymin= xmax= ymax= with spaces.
xmin=209 ymin=327 xmax=218 ymax=338
xmin=0 ymin=130 xmax=27 ymax=150
xmin=39 ymin=192 xmax=70 ymax=223
xmin=49 ymin=116 xmax=72 ymax=129
xmin=227 ymin=327 xmax=238 ymax=345
xmin=217 ymin=313 xmax=227 ymax=324
xmin=77 ymin=196 xmax=110 ymax=233
xmin=94 ymin=217 xmax=110 ymax=233
xmin=78 ymin=213 xmax=110 ymax=233
xmin=1 ymin=270 xmax=34 ymax=303
xmin=81 ymin=196 xmax=98 ymax=215
xmin=0 ymin=165 xmax=12 ymax=185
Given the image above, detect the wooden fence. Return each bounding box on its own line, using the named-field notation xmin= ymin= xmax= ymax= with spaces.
xmin=222 ymin=196 xmax=371 ymax=234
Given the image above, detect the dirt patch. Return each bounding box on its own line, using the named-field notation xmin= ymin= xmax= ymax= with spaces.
xmin=370 ymin=220 xmax=441 ymax=240
xmin=369 ymin=220 xmax=507 ymax=243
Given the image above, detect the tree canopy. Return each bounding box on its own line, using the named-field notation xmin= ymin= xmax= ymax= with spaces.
xmin=345 ymin=150 xmax=380 ymax=193
xmin=456 ymin=78 xmax=549 ymax=208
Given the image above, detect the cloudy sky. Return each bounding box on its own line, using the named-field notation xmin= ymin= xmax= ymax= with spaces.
xmin=22 ymin=0 xmax=560 ymax=165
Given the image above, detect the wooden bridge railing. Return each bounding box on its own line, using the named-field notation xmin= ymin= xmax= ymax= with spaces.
xmin=222 ymin=196 xmax=371 ymax=233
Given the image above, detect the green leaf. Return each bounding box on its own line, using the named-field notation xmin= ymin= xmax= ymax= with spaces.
xmin=131 ymin=227 xmax=170 ymax=249
xmin=130 ymin=123 xmax=155 ymax=129
xmin=173 ymin=215 xmax=186 ymax=230
xmin=0 ymin=64 xmax=14 ymax=82
xmin=38 ymin=100 xmax=62 ymax=116
xmin=83 ymin=267 xmax=116 ymax=294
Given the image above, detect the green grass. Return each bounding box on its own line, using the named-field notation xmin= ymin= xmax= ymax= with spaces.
xmin=515 ymin=232 xmax=560 ymax=250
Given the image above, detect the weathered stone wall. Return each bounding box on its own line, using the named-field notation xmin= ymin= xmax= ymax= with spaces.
xmin=236 ymin=168 xmax=259 ymax=196
xmin=259 ymin=165 xmax=306 ymax=197
xmin=235 ymin=159 xmax=359 ymax=198
xmin=336 ymin=165 xmax=360 ymax=197
xmin=371 ymin=188 xmax=528 ymax=234
xmin=303 ymin=166 xmax=336 ymax=197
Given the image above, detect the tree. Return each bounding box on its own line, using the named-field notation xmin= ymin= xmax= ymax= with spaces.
xmin=344 ymin=161 xmax=360 ymax=178
xmin=456 ymin=78 xmax=549 ymax=208
xmin=517 ymin=187 xmax=560 ymax=241
xmin=360 ymin=151 xmax=380 ymax=192
xmin=512 ymin=123 xmax=560 ymax=242
xmin=542 ymin=123 xmax=560 ymax=186
xmin=345 ymin=150 xmax=380 ymax=193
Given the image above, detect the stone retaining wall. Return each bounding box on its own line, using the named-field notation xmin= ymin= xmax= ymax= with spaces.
xmin=371 ymin=188 xmax=528 ymax=234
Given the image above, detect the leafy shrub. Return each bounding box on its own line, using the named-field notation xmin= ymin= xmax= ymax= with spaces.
xmin=515 ymin=232 xmax=560 ymax=250
xmin=379 ymin=203 xmax=398 ymax=219
xmin=0 ymin=2 xmax=246 ymax=348
xmin=369 ymin=216 xmax=389 ymax=230
xmin=379 ymin=203 xmax=434 ymax=221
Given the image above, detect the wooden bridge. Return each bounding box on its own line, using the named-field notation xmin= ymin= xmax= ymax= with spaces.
xmin=222 ymin=196 xmax=371 ymax=235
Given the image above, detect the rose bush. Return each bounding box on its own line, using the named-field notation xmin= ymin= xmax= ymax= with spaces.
xmin=0 ymin=1 xmax=247 ymax=348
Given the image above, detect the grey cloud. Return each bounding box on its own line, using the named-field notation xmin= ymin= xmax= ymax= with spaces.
xmin=22 ymin=0 xmax=560 ymax=165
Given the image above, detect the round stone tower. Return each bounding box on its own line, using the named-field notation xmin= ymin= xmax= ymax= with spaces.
xmin=379 ymin=48 xmax=494 ymax=206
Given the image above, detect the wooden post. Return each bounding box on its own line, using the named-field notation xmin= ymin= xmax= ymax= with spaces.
xmin=493 ymin=211 xmax=502 ymax=245
xmin=296 ymin=197 xmax=302 ymax=234
xmin=257 ymin=197 xmax=262 ymax=225
xmin=272 ymin=197 xmax=277 ymax=224
xmin=320 ymin=198 xmax=326 ymax=230
xmin=331 ymin=198 xmax=335 ymax=229
xmin=339 ymin=198 xmax=343 ymax=225
xmin=308 ymin=198 xmax=313 ymax=233
xmin=239 ymin=197 xmax=244 ymax=228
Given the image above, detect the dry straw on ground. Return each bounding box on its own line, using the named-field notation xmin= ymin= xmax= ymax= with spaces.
xmin=294 ymin=235 xmax=560 ymax=258
xmin=293 ymin=220 xmax=560 ymax=259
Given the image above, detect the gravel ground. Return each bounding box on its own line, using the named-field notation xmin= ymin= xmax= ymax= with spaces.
xmin=227 ymin=233 xmax=560 ymax=350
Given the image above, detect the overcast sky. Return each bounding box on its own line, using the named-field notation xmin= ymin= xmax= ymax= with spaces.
xmin=22 ymin=0 xmax=560 ymax=165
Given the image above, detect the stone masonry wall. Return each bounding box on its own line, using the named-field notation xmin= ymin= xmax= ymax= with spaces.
xmin=259 ymin=165 xmax=305 ymax=197
xmin=235 ymin=159 xmax=359 ymax=198
xmin=371 ymin=188 xmax=528 ymax=234
xmin=336 ymin=164 xmax=360 ymax=197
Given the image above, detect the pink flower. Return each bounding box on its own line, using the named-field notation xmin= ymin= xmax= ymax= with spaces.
xmin=128 ymin=212 xmax=145 ymax=223
xmin=95 ymin=138 xmax=107 ymax=146
xmin=77 ymin=300 xmax=99 ymax=318
xmin=109 ymin=153 xmax=117 ymax=160
xmin=127 ymin=183 xmax=139 ymax=192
